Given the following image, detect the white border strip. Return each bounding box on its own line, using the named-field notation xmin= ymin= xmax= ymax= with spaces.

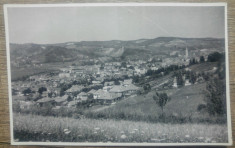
xmin=3 ymin=3 xmax=232 ymax=146
xmin=3 ymin=4 xmax=14 ymax=146
xmin=4 ymin=3 xmax=227 ymax=7
xmin=224 ymin=3 xmax=233 ymax=146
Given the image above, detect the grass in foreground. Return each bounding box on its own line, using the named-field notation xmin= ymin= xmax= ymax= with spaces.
xmin=14 ymin=114 xmax=228 ymax=143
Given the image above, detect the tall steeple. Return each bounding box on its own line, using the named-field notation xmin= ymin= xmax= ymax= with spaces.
xmin=185 ymin=46 xmax=188 ymax=59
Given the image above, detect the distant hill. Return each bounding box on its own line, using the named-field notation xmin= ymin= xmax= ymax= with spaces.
xmin=10 ymin=37 xmax=225 ymax=63
xmin=10 ymin=44 xmax=78 ymax=63
xmin=31 ymin=46 xmax=78 ymax=63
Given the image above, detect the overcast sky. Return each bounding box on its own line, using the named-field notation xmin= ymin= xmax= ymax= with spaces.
xmin=7 ymin=5 xmax=225 ymax=44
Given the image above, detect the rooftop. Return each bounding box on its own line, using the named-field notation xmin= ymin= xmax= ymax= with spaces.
xmin=37 ymin=97 xmax=55 ymax=103
xmin=54 ymin=95 xmax=68 ymax=103
xmin=65 ymin=85 xmax=84 ymax=93
xmin=78 ymin=92 xmax=87 ymax=96
xmin=87 ymin=89 xmax=97 ymax=94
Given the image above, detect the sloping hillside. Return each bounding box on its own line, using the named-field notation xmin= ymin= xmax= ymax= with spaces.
xmin=31 ymin=46 xmax=78 ymax=63
xmin=86 ymin=83 xmax=208 ymax=123
xmin=10 ymin=37 xmax=225 ymax=63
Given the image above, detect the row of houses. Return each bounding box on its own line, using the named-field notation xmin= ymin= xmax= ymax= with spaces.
xmin=34 ymin=79 xmax=140 ymax=108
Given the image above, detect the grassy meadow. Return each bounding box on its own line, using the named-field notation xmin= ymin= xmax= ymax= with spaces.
xmin=14 ymin=114 xmax=228 ymax=143
xmin=85 ymin=83 xmax=226 ymax=123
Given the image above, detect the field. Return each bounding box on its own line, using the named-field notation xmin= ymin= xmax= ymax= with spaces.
xmin=13 ymin=114 xmax=228 ymax=143
xmin=11 ymin=61 xmax=73 ymax=81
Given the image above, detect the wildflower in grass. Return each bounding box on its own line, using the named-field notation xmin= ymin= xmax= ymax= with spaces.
xmin=212 ymin=140 xmax=217 ymax=143
xmin=185 ymin=135 xmax=190 ymax=138
xmin=94 ymin=131 xmax=97 ymax=134
xmin=151 ymin=138 xmax=159 ymax=142
xmin=198 ymin=137 xmax=204 ymax=140
xmin=63 ymin=129 xmax=71 ymax=135
xmin=205 ymin=138 xmax=211 ymax=142
xmin=94 ymin=127 xmax=100 ymax=130
xmin=121 ymin=134 xmax=127 ymax=139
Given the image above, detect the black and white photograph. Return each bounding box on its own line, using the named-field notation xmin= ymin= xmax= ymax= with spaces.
xmin=4 ymin=3 xmax=232 ymax=146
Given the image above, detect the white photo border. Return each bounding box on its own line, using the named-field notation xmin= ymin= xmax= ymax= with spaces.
xmin=4 ymin=2 xmax=232 ymax=146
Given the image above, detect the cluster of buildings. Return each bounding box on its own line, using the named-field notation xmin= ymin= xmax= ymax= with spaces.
xmin=12 ymin=66 xmax=140 ymax=110
xmin=12 ymin=46 xmax=214 ymax=111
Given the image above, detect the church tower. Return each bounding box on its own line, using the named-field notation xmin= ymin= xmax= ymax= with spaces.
xmin=185 ymin=46 xmax=188 ymax=59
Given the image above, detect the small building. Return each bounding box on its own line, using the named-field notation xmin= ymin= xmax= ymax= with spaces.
xmin=93 ymin=89 xmax=103 ymax=99
xmin=97 ymin=92 xmax=122 ymax=104
xmin=54 ymin=95 xmax=69 ymax=106
xmin=77 ymin=92 xmax=88 ymax=101
xmin=59 ymin=73 xmax=70 ymax=78
xmin=103 ymin=86 xmax=113 ymax=92
xmin=67 ymin=100 xmax=77 ymax=108
xmin=92 ymin=80 xmax=101 ymax=84
xmin=185 ymin=79 xmax=191 ymax=86
xmin=172 ymin=77 xmax=178 ymax=88
xmin=104 ymin=81 xmax=114 ymax=86
xmin=65 ymin=85 xmax=84 ymax=95
xmin=87 ymin=89 xmax=97 ymax=95
xmin=109 ymin=85 xmax=126 ymax=96
xmin=123 ymin=79 xmax=132 ymax=87
xmin=123 ymin=84 xmax=139 ymax=97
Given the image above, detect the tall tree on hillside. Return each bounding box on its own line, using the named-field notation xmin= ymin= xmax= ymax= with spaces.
xmin=200 ymin=56 xmax=205 ymax=63
xmin=22 ymin=88 xmax=32 ymax=96
xmin=204 ymin=77 xmax=226 ymax=115
xmin=38 ymin=87 xmax=47 ymax=94
xmin=189 ymin=72 xmax=197 ymax=84
xmin=114 ymin=79 xmax=120 ymax=85
xmin=153 ymin=92 xmax=170 ymax=116
xmin=143 ymin=83 xmax=151 ymax=93
xmin=121 ymin=62 xmax=127 ymax=68
xmin=207 ymin=52 xmax=223 ymax=62
xmin=177 ymin=73 xmax=184 ymax=86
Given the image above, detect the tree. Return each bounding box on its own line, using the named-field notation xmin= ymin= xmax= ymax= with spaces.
xmin=121 ymin=62 xmax=127 ymax=68
xmin=204 ymin=78 xmax=226 ymax=115
xmin=129 ymin=66 xmax=135 ymax=70
xmin=114 ymin=79 xmax=120 ymax=85
xmin=207 ymin=52 xmax=222 ymax=62
xmin=133 ymin=75 xmax=140 ymax=83
xmin=143 ymin=83 xmax=151 ymax=93
xmin=200 ymin=56 xmax=205 ymax=63
xmin=176 ymin=73 xmax=184 ymax=86
xmin=153 ymin=92 xmax=170 ymax=116
xmin=22 ymin=88 xmax=32 ymax=96
xmin=100 ymin=66 xmax=104 ymax=70
xmin=189 ymin=72 xmax=197 ymax=84
xmin=38 ymin=87 xmax=47 ymax=94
